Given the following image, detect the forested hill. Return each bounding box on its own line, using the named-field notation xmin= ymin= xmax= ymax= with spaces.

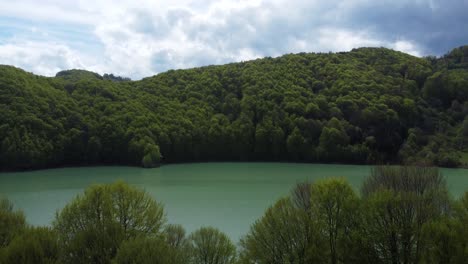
xmin=1 ymin=46 xmax=468 ymax=170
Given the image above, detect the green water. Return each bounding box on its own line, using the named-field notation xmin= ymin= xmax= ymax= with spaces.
xmin=0 ymin=163 xmax=467 ymax=241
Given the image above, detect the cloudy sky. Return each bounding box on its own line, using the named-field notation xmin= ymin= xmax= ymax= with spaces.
xmin=0 ymin=0 xmax=467 ymax=79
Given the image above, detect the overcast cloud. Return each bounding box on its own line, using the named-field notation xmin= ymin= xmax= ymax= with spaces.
xmin=0 ymin=0 xmax=467 ymax=79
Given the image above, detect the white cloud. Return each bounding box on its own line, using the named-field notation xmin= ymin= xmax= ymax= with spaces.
xmin=314 ymin=28 xmax=423 ymax=56
xmin=1 ymin=0 xmax=456 ymax=79
xmin=0 ymin=1 xmax=96 ymax=25
xmin=392 ymin=40 xmax=422 ymax=57
xmin=0 ymin=41 xmax=94 ymax=76
xmin=317 ymin=28 xmax=383 ymax=52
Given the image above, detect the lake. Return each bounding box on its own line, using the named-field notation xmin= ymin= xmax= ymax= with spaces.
xmin=0 ymin=163 xmax=467 ymax=242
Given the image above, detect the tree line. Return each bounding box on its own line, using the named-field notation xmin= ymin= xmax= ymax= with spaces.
xmin=0 ymin=166 xmax=467 ymax=263
xmin=1 ymin=46 xmax=468 ymax=171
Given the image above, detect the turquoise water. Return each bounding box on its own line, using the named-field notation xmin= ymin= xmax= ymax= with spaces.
xmin=0 ymin=163 xmax=466 ymax=241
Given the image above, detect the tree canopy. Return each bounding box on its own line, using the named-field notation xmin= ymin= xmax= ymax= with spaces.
xmin=0 ymin=167 xmax=467 ymax=264
xmin=53 ymin=181 xmax=166 ymax=264
xmin=1 ymin=46 xmax=468 ymax=170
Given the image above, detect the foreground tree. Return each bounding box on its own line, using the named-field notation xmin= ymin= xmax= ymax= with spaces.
xmin=239 ymin=197 xmax=325 ymax=264
xmin=114 ymin=224 xmax=193 ymax=264
xmin=290 ymin=182 xmax=312 ymax=211
xmin=1 ymin=227 xmax=59 ymax=264
xmin=309 ymin=178 xmax=360 ymax=264
xmin=0 ymin=197 xmax=26 ymax=248
xmin=164 ymin=224 xmax=191 ymax=264
xmin=420 ymin=191 xmax=468 ymax=263
xmin=114 ymin=236 xmax=176 ymax=264
xmin=188 ymin=227 xmax=236 ymax=264
xmin=53 ymin=181 xmax=165 ymax=264
xmin=240 ymin=182 xmax=326 ymax=264
xmin=361 ymin=166 xmax=450 ymax=264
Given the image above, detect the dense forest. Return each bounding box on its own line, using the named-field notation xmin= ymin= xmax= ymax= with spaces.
xmin=1 ymin=46 xmax=468 ymax=170
xmin=0 ymin=166 xmax=467 ymax=263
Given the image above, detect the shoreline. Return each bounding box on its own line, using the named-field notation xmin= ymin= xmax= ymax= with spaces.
xmin=1 ymin=160 xmax=467 ymax=174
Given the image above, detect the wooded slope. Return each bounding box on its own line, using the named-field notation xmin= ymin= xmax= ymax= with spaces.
xmin=1 ymin=46 xmax=467 ymax=170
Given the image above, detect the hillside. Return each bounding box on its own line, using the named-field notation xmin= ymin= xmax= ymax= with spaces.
xmin=1 ymin=46 xmax=467 ymax=170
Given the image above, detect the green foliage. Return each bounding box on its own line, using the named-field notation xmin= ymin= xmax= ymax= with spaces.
xmin=1 ymin=46 xmax=467 ymax=170
xmin=420 ymin=216 xmax=465 ymax=264
xmin=241 ymin=166 xmax=465 ymax=264
xmin=141 ymin=144 xmax=162 ymax=168
xmin=113 ymin=224 xmax=191 ymax=264
xmin=0 ymin=197 xmax=26 ymax=248
xmin=113 ymin=236 xmax=176 ymax=264
xmin=240 ymin=179 xmax=367 ymax=264
xmin=56 ymin=69 xmax=103 ymax=82
xmin=1 ymin=227 xmax=59 ymax=264
xmin=53 ymin=181 xmax=165 ymax=264
xmin=188 ymin=227 xmax=236 ymax=264
xmin=239 ymin=197 xmax=325 ymax=264
xmin=164 ymin=224 xmax=191 ymax=264
xmin=398 ymin=128 xmax=419 ymax=162
xmin=318 ymin=126 xmax=349 ymax=160
xmin=361 ymin=166 xmax=450 ymax=264
xmin=1 ymin=166 xmax=467 ymax=264
xmin=458 ymin=117 xmax=468 ymax=151
xmin=423 ymin=69 xmax=468 ymax=107
xmin=460 ymin=152 xmax=468 ymax=168
xmin=309 ymin=178 xmax=359 ymax=264
xmin=419 ymin=191 xmax=468 ymax=263
xmin=165 ymin=224 xmax=188 ymax=248
xmin=286 ymin=127 xmax=306 ymax=160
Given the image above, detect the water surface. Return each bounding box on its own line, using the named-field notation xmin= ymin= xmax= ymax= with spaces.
xmin=0 ymin=163 xmax=467 ymax=241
